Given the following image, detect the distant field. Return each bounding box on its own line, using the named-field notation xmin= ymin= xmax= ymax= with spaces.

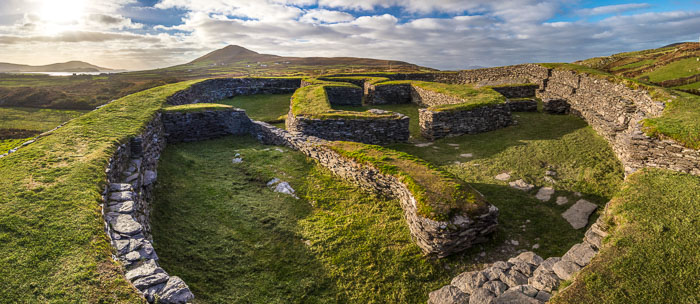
xmin=0 ymin=106 xmax=88 ymax=131
xmin=641 ymin=57 xmax=700 ymax=82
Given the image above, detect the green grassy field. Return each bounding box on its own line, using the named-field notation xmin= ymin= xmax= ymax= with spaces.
xmin=0 ymin=138 xmax=31 ymax=154
xmin=0 ymin=106 xmax=88 ymax=131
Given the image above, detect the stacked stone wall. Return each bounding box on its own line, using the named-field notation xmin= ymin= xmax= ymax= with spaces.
xmin=491 ymin=85 xmax=539 ymax=98
xmin=252 ymin=121 xmax=499 ymax=257
xmin=324 ymin=85 xmax=363 ymax=106
xmin=285 ymin=110 xmax=410 ymax=145
xmin=162 ymin=109 xmax=252 ymax=143
xmin=419 ymin=105 xmax=514 ymax=140
xmin=166 ymin=78 xmax=300 ymax=105
xmin=366 ymin=83 xmax=412 ymax=105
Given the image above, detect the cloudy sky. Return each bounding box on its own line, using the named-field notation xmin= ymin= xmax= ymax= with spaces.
xmin=0 ymin=0 xmax=698 ymax=70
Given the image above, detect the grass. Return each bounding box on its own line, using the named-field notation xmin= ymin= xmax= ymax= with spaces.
xmin=216 ymin=93 xmax=293 ymax=123
xmin=162 ymin=103 xmax=234 ymax=113
xmin=326 ymin=141 xmax=488 ymax=221
xmin=151 ymin=136 xmax=457 ymax=303
xmin=0 ymin=106 xmax=88 ymax=131
xmin=388 ymin=111 xmax=624 ymax=258
xmin=551 ymin=169 xmax=700 ymax=304
xmin=641 ymin=57 xmax=700 ymax=83
xmin=0 ymin=79 xmax=203 ymax=302
xmin=319 ymin=76 xmax=390 ymax=85
xmin=0 ymin=138 xmax=31 ymax=154
xmin=642 ymin=91 xmax=700 ymax=149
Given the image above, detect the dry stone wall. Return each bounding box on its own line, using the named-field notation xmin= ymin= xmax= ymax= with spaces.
xmin=366 ymin=83 xmax=413 ymax=105
xmin=252 ymin=121 xmax=499 ymax=257
xmin=324 ymin=85 xmax=363 ymax=106
xmin=162 ymin=109 xmax=253 ymax=143
xmin=285 ymin=110 xmax=410 ymax=145
xmin=419 ymin=105 xmax=514 ymax=140
xmin=491 ymin=85 xmax=539 ymax=98
xmin=166 ymin=78 xmax=300 ymax=105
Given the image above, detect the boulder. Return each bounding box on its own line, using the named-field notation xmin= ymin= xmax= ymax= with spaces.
xmin=552 ymin=260 xmax=581 ymax=281
xmin=509 ymin=179 xmax=534 ymax=191
xmin=158 ymin=276 xmax=195 ymax=304
xmin=452 ymin=270 xmax=488 ymax=294
xmin=535 ymin=187 xmax=554 ymax=202
xmin=562 ymin=242 xmax=597 ymax=267
xmin=428 ymin=285 xmax=470 ymax=304
xmin=470 ymin=288 xmax=497 ymax=304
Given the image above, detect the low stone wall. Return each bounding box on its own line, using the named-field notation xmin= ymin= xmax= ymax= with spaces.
xmin=252 ymin=121 xmax=499 ymax=257
xmin=506 ymin=99 xmax=538 ymax=112
xmin=162 ymin=109 xmax=252 ymax=143
xmin=419 ymin=105 xmax=514 ymax=140
xmin=285 ymin=110 xmax=410 ymax=145
xmin=103 ymin=114 xmax=194 ymax=304
xmin=429 ymin=211 xmax=609 ymax=304
xmin=324 ymin=85 xmax=363 ymax=106
xmin=411 ymin=85 xmax=465 ymax=107
xmin=491 ymin=85 xmax=539 ymax=98
xmin=166 ymin=78 xmax=300 ymax=105
xmin=366 ymin=83 xmax=412 ymax=105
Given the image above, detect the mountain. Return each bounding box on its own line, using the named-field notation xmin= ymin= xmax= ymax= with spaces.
xmin=0 ymin=61 xmax=113 ymax=73
xmin=174 ymin=45 xmax=433 ymax=75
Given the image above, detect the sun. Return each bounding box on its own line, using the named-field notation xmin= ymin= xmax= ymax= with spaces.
xmin=36 ymin=0 xmax=87 ymax=34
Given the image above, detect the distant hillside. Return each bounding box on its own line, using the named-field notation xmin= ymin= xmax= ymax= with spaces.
xmin=164 ymin=45 xmax=433 ymax=76
xmin=575 ymin=42 xmax=700 ymax=90
xmin=0 ymin=61 xmax=113 ymax=73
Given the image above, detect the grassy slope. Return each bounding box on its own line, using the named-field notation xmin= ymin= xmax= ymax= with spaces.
xmin=217 ymin=93 xmax=293 ymax=123
xmin=0 ymin=80 xmax=201 ymax=302
xmin=642 ymin=57 xmax=700 ymax=82
xmin=389 ymin=112 xmax=624 ymax=258
xmin=552 ymin=169 xmax=700 ymax=304
xmin=162 ymin=103 xmax=234 ymax=113
xmin=0 ymin=138 xmax=30 ymax=154
xmin=0 ymin=106 xmax=88 ymax=131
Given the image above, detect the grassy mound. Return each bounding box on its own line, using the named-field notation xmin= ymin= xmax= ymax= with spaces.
xmin=319 ymin=76 xmax=390 ymax=85
xmin=552 ymin=169 xmax=700 ymax=304
xmin=162 ymin=103 xmax=235 ymax=113
xmin=216 ymin=93 xmax=293 ymax=124
xmin=0 ymin=79 xmax=202 ymax=302
xmin=326 ymin=141 xmax=488 ymax=221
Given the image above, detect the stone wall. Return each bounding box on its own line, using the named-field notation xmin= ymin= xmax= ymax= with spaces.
xmin=162 ymin=109 xmax=253 ymax=143
xmin=506 ymin=99 xmax=538 ymax=112
xmin=428 ymin=209 xmax=610 ymax=304
xmin=252 ymin=121 xmax=499 ymax=257
xmin=285 ymin=110 xmax=410 ymax=145
xmin=491 ymin=85 xmax=539 ymax=98
xmin=419 ymin=105 xmax=514 ymax=140
xmin=166 ymin=78 xmax=300 ymax=105
xmin=324 ymin=85 xmax=363 ymax=106
xmin=103 ymin=114 xmax=194 ymax=304
xmin=366 ymin=83 xmax=412 ymax=105
xmin=450 ymin=64 xmax=700 ymax=176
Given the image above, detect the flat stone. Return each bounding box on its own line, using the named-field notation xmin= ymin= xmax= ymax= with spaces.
xmin=499 ymin=269 xmax=529 ymax=288
xmin=529 ymin=269 xmax=560 ymax=292
xmin=492 ymin=261 xmax=512 ymax=270
xmin=460 ymin=153 xmax=473 ymax=158
xmin=495 ymin=172 xmax=511 ymax=181
xmin=124 ymin=250 xmax=142 ymax=261
xmin=545 ymin=170 xmax=556 ymax=177
xmin=110 ymin=214 xmax=142 ymax=235
xmin=109 ymin=191 xmax=135 ymax=202
xmin=125 ymin=173 xmax=139 ymax=183
xmin=428 ymin=285 xmax=470 ymax=304
xmin=415 ymin=142 xmax=433 ymax=147
xmin=232 ymin=157 xmax=243 ymax=164
xmin=509 ymin=261 xmax=535 ymax=277
xmin=109 ymin=201 xmax=134 ymax=214
xmin=509 ymin=179 xmax=534 ymax=191
xmin=512 ymin=251 xmax=544 ymax=266
xmin=535 ymin=187 xmax=554 ymax=202
xmin=552 ymin=260 xmax=582 ymax=281
xmin=157 ymin=276 xmax=195 ymax=304
xmin=143 ymin=283 xmax=165 ymax=303
xmin=562 ymin=199 xmax=598 ymax=229
xmin=125 ymin=259 xmax=164 ymax=281
xmin=470 ymin=288 xmax=496 ymax=304
xmin=535 ymin=291 xmax=552 ymax=302
xmin=448 ymin=143 xmax=460 ymax=147
xmin=537 ymin=257 xmax=561 ymax=273
xmin=114 ymin=239 xmax=130 ymax=255
xmin=143 ymin=170 xmax=157 ymax=186
xmin=555 ymin=196 xmax=569 ymax=205
xmin=495 ymin=289 xmax=543 ymax=304
xmin=451 ymin=270 xmax=488 ymax=294
xmin=109 ymin=183 xmax=133 ymax=192
xmin=133 ymin=272 xmax=169 ymax=290
xmin=562 ymin=243 xmax=597 ymax=267
xmin=509 ymin=285 xmax=538 ymax=297
xmin=482 ymin=280 xmax=508 ymax=296
xmin=585 ymin=226 xmax=603 ymax=248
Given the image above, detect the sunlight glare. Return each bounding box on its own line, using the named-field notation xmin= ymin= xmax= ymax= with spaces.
xmin=37 ymin=0 xmax=87 ymax=34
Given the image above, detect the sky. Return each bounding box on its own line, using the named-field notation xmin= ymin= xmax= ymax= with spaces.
xmin=0 ymin=0 xmax=698 ymax=70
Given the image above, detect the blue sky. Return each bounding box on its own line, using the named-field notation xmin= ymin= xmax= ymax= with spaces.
xmin=0 ymin=0 xmax=698 ymax=70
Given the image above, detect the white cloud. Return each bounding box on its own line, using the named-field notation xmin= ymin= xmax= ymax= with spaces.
xmin=300 ymin=9 xmax=354 ymax=23
xmin=577 ymin=3 xmax=651 ymax=16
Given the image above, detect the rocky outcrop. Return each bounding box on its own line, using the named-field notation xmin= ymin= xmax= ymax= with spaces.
xmin=429 ymin=214 xmax=609 ymax=304
xmin=162 ymin=108 xmax=253 ymax=143
xmin=252 ymin=121 xmax=499 ymax=257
